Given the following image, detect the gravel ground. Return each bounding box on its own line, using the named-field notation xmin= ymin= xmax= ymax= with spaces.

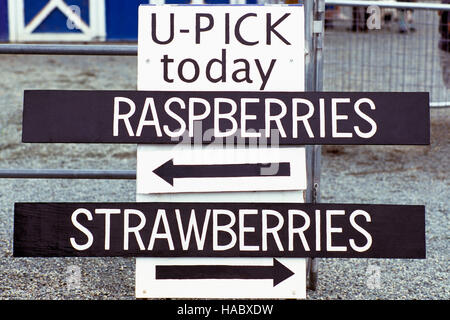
xmin=0 ymin=35 xmax=448 ymax=299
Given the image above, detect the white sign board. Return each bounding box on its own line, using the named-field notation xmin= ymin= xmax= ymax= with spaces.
xmin=138 ymin=5 xmax=304 ymax=91
xmin=137 ymin=145 xmax=306 ymax=194
xmin=136 ymin=4 xmax=307 ymax=300
xmin=136 ymin=258 xmax=306 ymax=299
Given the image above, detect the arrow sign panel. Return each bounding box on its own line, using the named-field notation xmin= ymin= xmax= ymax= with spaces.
xmin=136 ymin=258 xmax=306 ymax=299
xmin=153 ymin=160 xmax=291 ymax=186
xmin=137 ymin=145 xmax=306 ymax=193
xmin=155 ymin=258 xmax=294 ymax=287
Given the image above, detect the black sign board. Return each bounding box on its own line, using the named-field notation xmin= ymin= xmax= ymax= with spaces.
xmin=22 ymin=90 xmax=430 ymax=145
xmin=14 ymin=202 xmax=425 ymax=258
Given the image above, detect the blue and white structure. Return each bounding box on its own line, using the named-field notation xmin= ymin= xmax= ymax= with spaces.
xmin=0 ymin=0 xmax=266 ymax=42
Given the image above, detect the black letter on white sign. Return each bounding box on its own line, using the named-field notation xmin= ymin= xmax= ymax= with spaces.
xmin=196 ymin=13 xmax=214 ymax=44
xmin=161 ymin=55 xmax=174 ymax=83
xmin=235 ymin=13 xmax=258 ymax=46
xmin=151 ymin=13 xmax=174 ymax=45
xmin=266 ymin=13 xmax=291 ymax=45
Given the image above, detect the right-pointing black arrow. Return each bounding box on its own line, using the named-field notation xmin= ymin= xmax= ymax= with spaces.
xmin=153 ymin=159 xmax=291 ymax=186
xmin=155 ymin=258 xmax=295 ymax=287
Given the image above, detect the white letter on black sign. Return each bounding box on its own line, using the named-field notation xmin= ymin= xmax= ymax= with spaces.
xmin=265 ymin=98 xmax=287 ymax=138
xmin=136 ymin=98 xmax=162 ymax=137
xmin=189 ymin=98 xmax=211 ymax=137
xmin=319 ymin=98 xmax=326 ymax=138
xmin=213 ymin=209 xmax=237 ymax=251
xmin=292 ymin=98 xmax=314 ymax=138
xmin=113 ymin=97 xmax=136 ymax=137
xmin=354 ymin=98 xmax=377 ymax=138
xmin=241 ymin=98 xmax=261 ymax=138
xmin=239 ymin=209 xmax=259 ymax=251
xmin=315 ymin=209 xmax=321 ymax=251
xmin=163 ymin=97 xmax=186 ymax=138
xmin=70 ymin=208 xmax=94 ymax=251
xmin=288 ymin=210 xmax=311 ymax=251
xmin=124 ymin=209 xmax=146 ymax=251
xmin=95 ymin=208 xmax=120 ymax=250
xmin=349 ymin=210 xmax=373 ymax=252
xmin=175 ymin=209 xmax=211 ymax=251
xmin=214 ymin=98 xmax=238 ymax=137
xmin=326 ymin=210 xmax=347 ymax=252
xmin=331 ymin=98 xmax=352 ymax=138
xmin=148 ymin=209 xmax=174 ymax=251
xmin=262 ymin=209 xmax=284 ymax=251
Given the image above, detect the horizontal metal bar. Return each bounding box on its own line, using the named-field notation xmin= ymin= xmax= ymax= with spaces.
xmin=430 ymin=101 xmax=450 ymax=108
xmin=325 ymin=0 xmax=450 ymax=11
xmin=0 ymin=44 xmax=137 ymax=56
xmin=0 ymin=169 xmax=136 ymax=179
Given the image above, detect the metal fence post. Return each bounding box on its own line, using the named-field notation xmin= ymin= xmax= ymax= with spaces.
xmin=303 ymin=0 xmax=323 ymax=291
xmin=310 ymin=0 xmax=325 ymax=293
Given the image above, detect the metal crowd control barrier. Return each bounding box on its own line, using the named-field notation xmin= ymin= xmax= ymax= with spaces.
xmin=0 ymin=44 xmax=138 ymax=56
xmin=323 ymin=0 xmax=450 ymax=107
xmin=0 ymin=0 xmax=325 ymax=292
xmin=0 ymin=169 xmax=136 ymax=179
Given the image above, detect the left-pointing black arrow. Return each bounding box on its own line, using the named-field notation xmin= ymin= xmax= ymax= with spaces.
xmin=155 ymin=258 xmax=295 ymax=287
xmin=153 ymin=159 xmax=291 ymax=186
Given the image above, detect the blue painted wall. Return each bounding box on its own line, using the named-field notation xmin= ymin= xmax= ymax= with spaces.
xmin=105 ymin=0 xmax=147 ymax=41
xmin=0 ymin=0 xmax=266 ymax=42
xmin=105 ymin=0 xmax=260 ymax=41
xmin=0 ymin=0 xmax=8 ymax=41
